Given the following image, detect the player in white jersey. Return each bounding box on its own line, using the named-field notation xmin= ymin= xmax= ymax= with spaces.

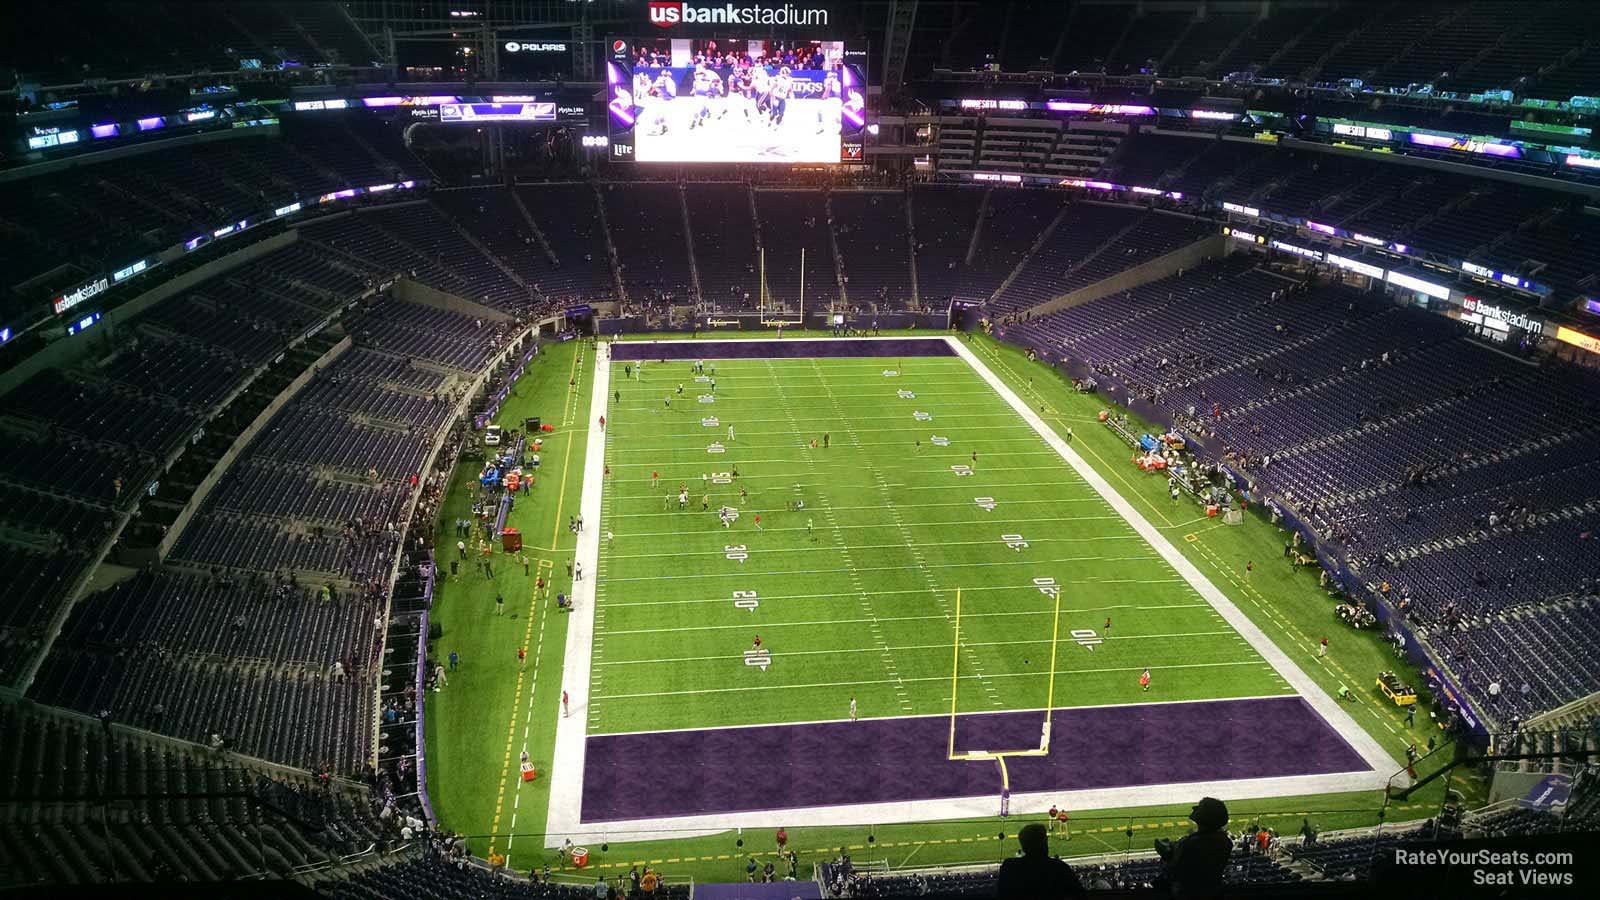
xmin=645 ymin=69 xmax=677 ymax=136
xmin=768 ymin=67 xmax=794 ymax=128
xmin=749 ymin=66 xmax=773 ymax=121
xmin=689 ymin=64 xmax=723 ymax=130
xmin=728 ymin=67 xmax=757 ymax=123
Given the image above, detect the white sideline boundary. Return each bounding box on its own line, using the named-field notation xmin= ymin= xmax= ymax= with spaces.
xmin=544 ymin=344 xmax=610 ymax=848
xmin=542 ymin=336 xmax=1390 ymax=847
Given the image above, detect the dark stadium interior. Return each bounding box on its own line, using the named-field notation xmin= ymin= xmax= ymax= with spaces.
xmin=3 ymin=1 xmax=1600 ymax=897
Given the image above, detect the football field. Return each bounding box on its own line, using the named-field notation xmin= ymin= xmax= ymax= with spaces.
xmin=544 ymin=337 xmax=1390 ymax=837
xmin=590 ymin=350 xmax=1284 ymax=728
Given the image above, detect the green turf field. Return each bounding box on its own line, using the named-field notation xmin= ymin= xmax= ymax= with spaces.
xmin=424 ymin=334 xmax=1480 ymax=881
xmin=590 ymin=351 xmax=1289 ymax=735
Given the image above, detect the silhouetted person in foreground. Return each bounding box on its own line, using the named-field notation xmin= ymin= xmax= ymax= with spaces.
xmin=997 ymin=822 xmax=1084 ymax=899
xmin=1155 ymin=797 xmax=1233 ymax=899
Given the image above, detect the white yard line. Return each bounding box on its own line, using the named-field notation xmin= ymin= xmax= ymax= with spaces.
xmin=592 ymin=658 xmax=1270 ymax=701
xmin=600 ymin=554 xmax=1162 ymax=582
xmin=610 ymin=495 xmax=1107 ymax=517
xmin=594 ymin=630 xmax=1241 ymax=667
xmin=594 ymin=604 xmax=1213 ymax=635
xmin=592 ymin=692 xmax=1293 ymax=737
xmin=599 ymin=583 xmax=1188 ymax=609
xmin=597 ymin=534 xmax=1139 ymax=559
xmin=612 ymin=514 xmax=1132 ymax=538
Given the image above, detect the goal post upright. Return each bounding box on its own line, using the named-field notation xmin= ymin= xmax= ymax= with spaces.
xmin=1040 ymin=575 xmax=1064 ymax=753
xmin=947 ymin=580 xmax=1064 ymax=762
xmin=946 ymin=587 xmax=963 ymax=761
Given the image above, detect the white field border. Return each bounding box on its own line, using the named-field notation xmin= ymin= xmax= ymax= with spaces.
xmin=543 ymin=336 xmax=1390 ymax=846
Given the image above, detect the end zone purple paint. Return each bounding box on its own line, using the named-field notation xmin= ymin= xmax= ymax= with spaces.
xmin=609 ymin=338 xmax=955 ymax=362
xmin=580 ymin=696 xmax=1369 ymax=822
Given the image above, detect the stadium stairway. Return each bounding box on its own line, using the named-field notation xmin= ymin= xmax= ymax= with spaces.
xmin=679 ymin=184 xmax=705 ymax=304
xmin=428 ymin=198 xmax=536 ymax=294
xmin=822 ymin=193 xmax=850 ymax=307
xmin=590 ymin=183 xmax=628 ymax=304
xmin=984 ymin=202 xmax=1071 ymax=306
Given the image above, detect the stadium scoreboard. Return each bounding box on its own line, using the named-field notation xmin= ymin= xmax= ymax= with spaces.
xmin=607 ymin=35 xmax=866 ymax=164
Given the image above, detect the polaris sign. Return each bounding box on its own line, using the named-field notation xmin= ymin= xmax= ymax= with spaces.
xmin=647 ymin=2 xmax=829 ymax=27
xmin=504 ymin=41 xmax=567 ymax=52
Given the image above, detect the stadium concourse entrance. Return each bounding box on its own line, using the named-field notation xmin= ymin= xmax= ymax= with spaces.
xmin=599 ymin=310 xmax=949 ymax=335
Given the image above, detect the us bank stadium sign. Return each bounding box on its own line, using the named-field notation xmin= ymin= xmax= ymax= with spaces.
xmin=647 ymin=2 xmax=830 ymax=27
xmin=1462 ymin=296 xmax=1545 ymax=335
xmin=53 ymin=276 xmax=109 ymax=315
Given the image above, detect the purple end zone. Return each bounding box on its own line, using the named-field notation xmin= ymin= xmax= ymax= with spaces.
xmin=580 ymin=696 xmax=1371 ymax=822
xmin=609 ymin=338 xmax=955 ymax=361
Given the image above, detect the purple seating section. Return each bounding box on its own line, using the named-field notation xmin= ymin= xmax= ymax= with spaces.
xmin=0 ymin=699 xmax=395 ymax=884
xmin=166 ymin=299 xmax=487 ymax=578
xmin=513 ymin=184 xmax=618 ymax=300
xmin=603 ymin=182 xmax=698 ymax=305
xmin=911 ymin=184 xmax=988 ymax=296
xmin=23 ymin=288 xmax=505 ymax=771
xmin=29 ymin=568 xmax=382 ymax=773
xmin=684 ymin=184 xmax=761 ymax=310
xmin=753 ymin=189 xmax=838 ymax=308
xmin=990 ymin=204 xmax=1212 ymax=313
xmin=300 ymin=204 xmax=539 ymax=315
xmin=1002 ymin=253 xmax=1600 ymax=723
xmin=0 ymin=123 xmax=422 ymax=325
xmin=829 ymin=191 xmax=915 ymax=309
xmin=0 ymin=239 xmax=392 ymax=684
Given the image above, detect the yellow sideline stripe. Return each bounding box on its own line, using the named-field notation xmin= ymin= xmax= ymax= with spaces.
xmin=488 ymin=581 xmax=544 ymax=856
xmin=549 ymin=345 xmax=584 ymax=551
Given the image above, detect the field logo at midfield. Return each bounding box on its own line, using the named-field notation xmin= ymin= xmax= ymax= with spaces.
xmin=732 ymin=590 xmax=759 ymax=611
xmin=743 ymin=648 xmax=772 ymax=671
xmin=975 ymin=496 xmax=997 ymax=511
xmin=702 ymin=417 xmax=720 ymax=427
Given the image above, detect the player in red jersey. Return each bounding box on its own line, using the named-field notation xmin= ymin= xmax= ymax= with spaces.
xmin=1139 ymin=668 xmax=1151 ymax=692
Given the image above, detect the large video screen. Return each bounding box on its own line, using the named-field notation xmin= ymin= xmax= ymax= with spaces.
xmin=607 ymin=37 xmax=866 ymax=163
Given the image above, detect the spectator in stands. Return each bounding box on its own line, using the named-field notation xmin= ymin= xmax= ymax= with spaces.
xmin=1154 ymin=797 xmax=1231 ymax=899
xmin=996 ymin=822 xmax=1084 ymax=898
